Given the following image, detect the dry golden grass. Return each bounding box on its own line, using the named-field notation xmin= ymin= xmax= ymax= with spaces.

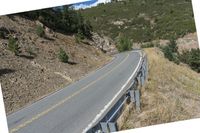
xmin=122 ymin=48 xmax=200 ymax=130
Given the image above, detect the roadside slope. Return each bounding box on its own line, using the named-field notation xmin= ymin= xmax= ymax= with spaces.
xmin=0 ymin=15 xmax=111 ymax=114
xmin=122 ymin=48 xmax=200 ymax=130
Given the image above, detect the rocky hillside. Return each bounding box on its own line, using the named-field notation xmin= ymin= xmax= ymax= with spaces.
xmin=0 ymin=15 xmax=112 ymax=114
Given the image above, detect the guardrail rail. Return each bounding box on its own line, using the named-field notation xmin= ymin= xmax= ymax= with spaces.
xmin=87 ymin=51 xmax=148 ymax=133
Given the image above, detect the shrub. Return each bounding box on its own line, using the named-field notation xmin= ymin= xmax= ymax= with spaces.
xmin=179 ymin=49 xmax=200 ymax=72
xmin=58 ymin=48 xmax=69 ymax=63
xmin=26 ymin=47 xmax=36 ymax=57
xmin=75 ymin=34 xmax=81 ymax=44
xmin=117 ymin=36 xmax=132 ymax=52
xmin=0 ymin=31 xmax=5 ymax=39
xmin=161 ymin=39 xmax=199 ymax=72
xmin=141 ymin=43 xmax=154 ymax=48
xmin=36 ymin=25 xmax=45 ymax=37
xmin=75 ymin=30 xmax=85 ymax=43
xmin=161 ymin=39 xmax=180 ymax=64
xmin=0 ymin=27 xmax=10 ymax=39
xmin=8 ymin=36 xmax=20 ymax=55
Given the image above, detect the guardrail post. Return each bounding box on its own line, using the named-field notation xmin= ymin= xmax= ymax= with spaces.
xmin=129 ymin=90 xmax=135 ymax=103
xmin=108 ymin=122 xmax=118 ymax=132
xmin=141 ymin=72 xmax=145 ymax=87
xmin=135 ymin=90 xmax=140 ymax=112
xmin=137 ymin=74 xmax=141 ymax=86
xmin=100 ymin=122 xmax=118 ymax=133
xmin=100 ymin=122 xmax=109 ymax=133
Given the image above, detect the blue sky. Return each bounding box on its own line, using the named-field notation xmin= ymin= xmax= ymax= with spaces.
xmin=73 ymin=0 xmax=111 ymax=9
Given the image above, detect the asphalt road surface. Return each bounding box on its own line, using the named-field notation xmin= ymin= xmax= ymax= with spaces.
xmin=7 ymin=50 xmax=142 ymax=133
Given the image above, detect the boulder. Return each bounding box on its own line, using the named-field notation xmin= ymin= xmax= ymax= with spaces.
xmin=90 ymin=32 xmax=117 ymax=54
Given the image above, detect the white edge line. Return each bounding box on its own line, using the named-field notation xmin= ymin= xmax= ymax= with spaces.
xmin=82 ymin=51 xmax=143 ymax=133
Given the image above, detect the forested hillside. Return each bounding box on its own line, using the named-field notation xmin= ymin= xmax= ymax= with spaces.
xmin=81 ymin=0 xmax=196 ymax=42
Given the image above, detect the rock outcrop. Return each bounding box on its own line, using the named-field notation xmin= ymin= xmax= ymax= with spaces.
xmin=88 ymin=32 xmax=118 ymax=54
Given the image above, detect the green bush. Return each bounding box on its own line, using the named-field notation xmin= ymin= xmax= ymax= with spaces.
xmin=58 ymin=48 xmax=69 ymax=63
xmin=116 ymin=36 xmax=132 ymax=52
xmin=179 ymin=49 xmax=200 ymax=72
xmin=26 ymin=47 xmax=36 ymax=57
xmin=36 ymin=25 xmax=45 ymax=37
xmin=0 ymin=27 xmax=9 ymax=39
xmin=141 ymin=43 xmax=154 ymax=48
xmin=0 ymin=31 xmax=5 ymax=39
xmin=161 ymin=39 xmax=180 ymax=64
xmin=161 ymin=39 xmax=199 ymax=72
xmin=75 ymin=30 xmax=85 ymax=43
xmin=8 ymin=36 xmax=20 ymax=55
xmin=75 ymin=35 xmax=81 ymax=44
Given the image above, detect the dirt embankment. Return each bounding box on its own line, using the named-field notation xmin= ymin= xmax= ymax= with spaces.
xmin=122 ymin=48 xmax=200 ymax=130
xmin=176 ymin=32 xmax=199 ymax=52
xmin=0 ymin=15 xmax=111 ymax=114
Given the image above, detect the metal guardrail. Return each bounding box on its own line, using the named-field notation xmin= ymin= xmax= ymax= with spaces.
xmin=87 ymin=51 xmax=148 ymax=133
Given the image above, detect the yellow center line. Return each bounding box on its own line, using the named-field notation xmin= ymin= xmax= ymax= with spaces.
xmin=10 ymin=53 xmax=130 ymax=133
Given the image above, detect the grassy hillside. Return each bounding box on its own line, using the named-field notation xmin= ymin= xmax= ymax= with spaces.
xmin=122 ymin=48 xmax=200 ymax=130
xmin=81 ymin=0 xmax=196 ymax=42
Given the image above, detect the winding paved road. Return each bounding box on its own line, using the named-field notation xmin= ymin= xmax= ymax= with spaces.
xmin=7 ymin=50 xmax=142 ymax=133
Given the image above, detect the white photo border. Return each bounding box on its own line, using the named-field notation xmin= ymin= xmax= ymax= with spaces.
xmin=0 ymin=0 xmax=199 ymax=133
